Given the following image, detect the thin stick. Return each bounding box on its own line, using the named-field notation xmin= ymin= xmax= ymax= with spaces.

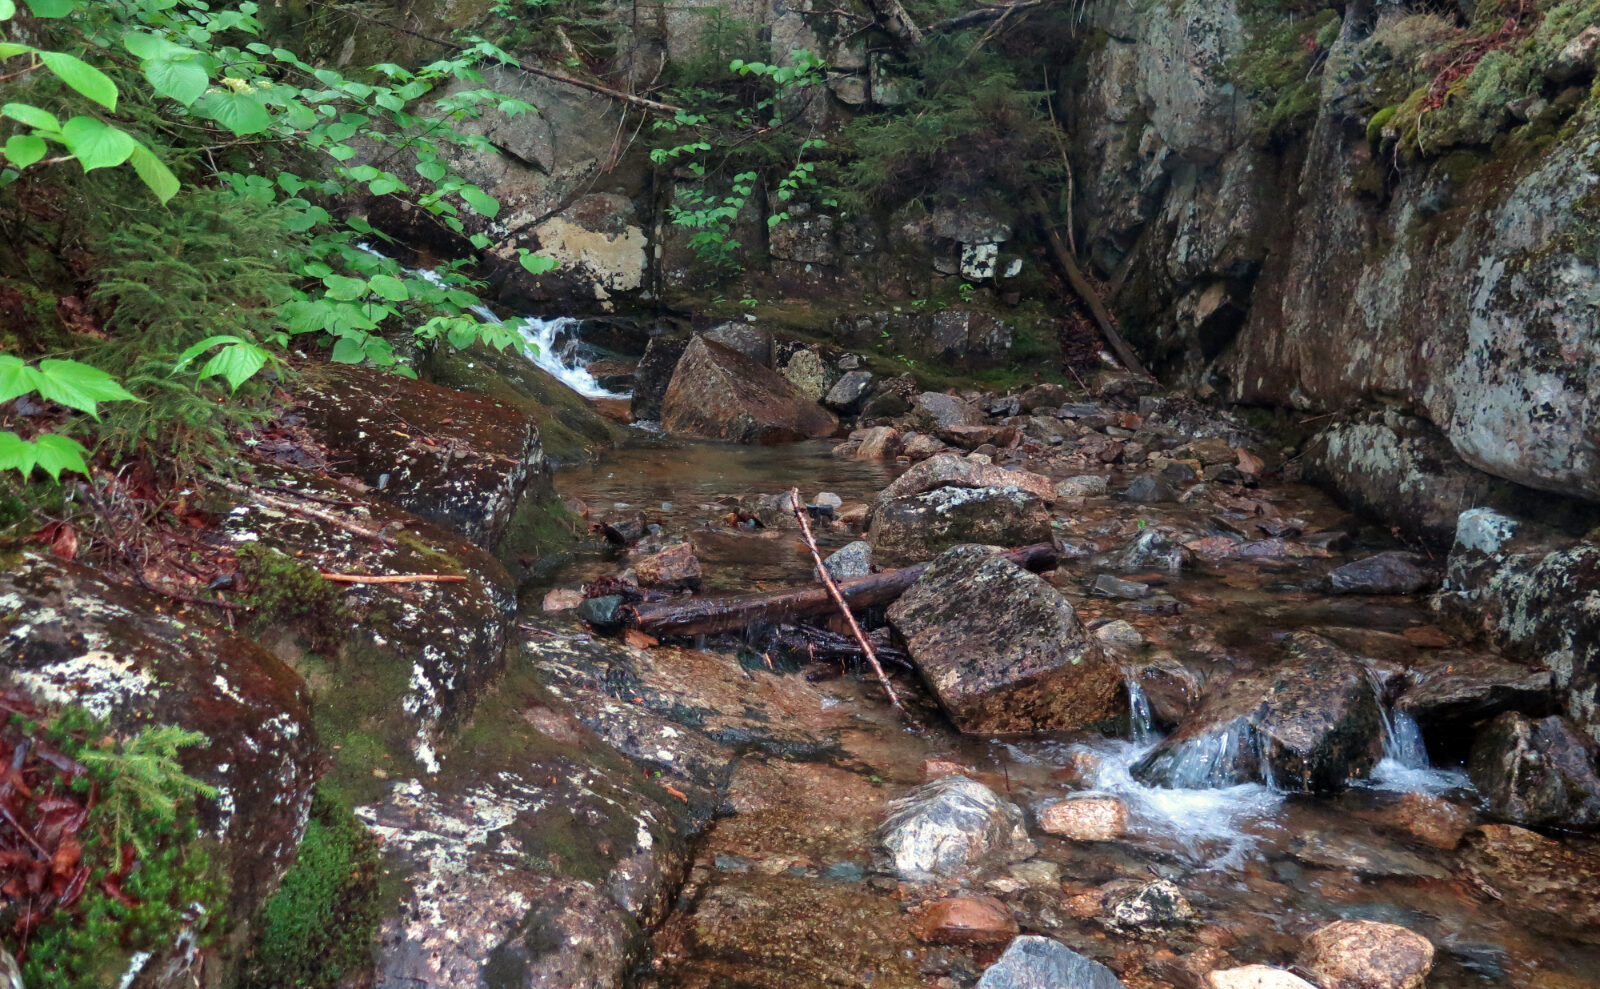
xmin=320 ymin=573 xmax=467 ymax=584
xmin=214 ymin=479 xmax=398 ymax=546
xmin=787 ymin=488 xmax=905 ymax=715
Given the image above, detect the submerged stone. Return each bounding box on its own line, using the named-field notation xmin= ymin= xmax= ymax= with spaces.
xmin=1469 ymin=712 xmax=1600 ymax=830
xmin=868 ymin=486 xmax=1052 ymax=567
xmin=878 ymin=776 xmax=1034 ymax=880
xmin=976 ymin=935 xmax=1126 ymax=989
xmin=1297 ymin=919 xmax=1434 ymax=989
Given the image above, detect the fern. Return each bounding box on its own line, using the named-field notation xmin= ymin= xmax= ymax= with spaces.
xmin=78 ymin=724 xmax=217 ymax=851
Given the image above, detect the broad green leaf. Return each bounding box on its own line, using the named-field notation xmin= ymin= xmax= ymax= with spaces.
xmin=33 ymin=358 xmax=135 ymax=417
xmin=173 ymin=334 xmax=247 ymax=371
xmin=123 ymin=32 xmax=186 ymax=60
xmin=3 ymin=102 xmax=61 ymax=132
xmin=3 ymin=133 xmax=46 ymax=169
xmin=367 ymin=175 xmax=403 ymax=196
xmin=23 ymin=0 xmax=78 ymax=16
xmin=193 ymin=89 xmax=273 ymax=135
xmin=199 ymin=343 xmax=269 ymax=390
xmin=39 ymin=51 xmax=117 ymax=110
xmin=0 ymin=354 xmax=44 ymax=404
xmin=129 ymin=143 xmax=180 ymax=203
xmin=446 ymin=322 xmax=477 ymax=350
xmin=321 ymin=274 xmax=368 ymax=300
xmin=415 ymin=160 xmax=446 ymax=182
xmin=29 ymin=432 xmax=89 ymax=480
xmin=0 ymin=431 xmax=37 ymax=478
xmin=368 ymin=274 xmax=409 ymax=302
xmin=0 ymin=1 xmax=16 ymax=19
xmin=519 ymin=252 xmax=558 ymax=275
xmin=144 ymin=57 xmax=209 ymax=106
xmin=458 ymin=185 xmax=499 ymax=218
xmin=330 ymin=336 xmax=365 ymax=363
xmin=60 ymin=116 xmax=136 ymax=171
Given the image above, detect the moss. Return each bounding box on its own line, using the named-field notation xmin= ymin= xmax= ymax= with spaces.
xmin=1223 ymin=6 xmax=1341 ymax=147
xmin=304 ymin=640 xmax=424 ymax=809
xmin=1367 ymin=105 xmax=1399 ymax=151
xmin=497 ymin=494 xmax=583 ymax=583
xmin=241 ymin=790 xmax=384 ymax=989
xmin=236 ymin=542 xmax=349 ymax=654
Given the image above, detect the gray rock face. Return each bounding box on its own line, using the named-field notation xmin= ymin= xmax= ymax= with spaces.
xmin=1393 ymin=652 xmax=1555 ymax=732
xmin=1133 ymin=633 xmax=1385 ymax=792
xmin=629 ymin=336 xmax=688 ymax=422
xmin=1120 ymin=473 xmax=1177 ymax=504
xmin=976 ymin=935 xmax=1126 ymax=989
xmin=824 ymin=370 xmax=875 ymax=412
xmin=887 ymin=545 xmax=1124 ymax=734
xmin=868 ymin=486 xmax=1053 ymax=567
xmin=1056 ymin=474 xmax=1110 ymax=499
xmin=910 ymin=391 xmax=987 ymax=430
xmin=879 ymin=776 xmax=1034 ymax=880
xmin=823 ymin=540 xmax=874 ymax=580
xmin=877 ymin=452 xmax=1057 ymax=504
xmin=703 ymin=322 xmax=774 ymax=365
xmin=1326 ymin=551 xmax=1439 ymax=595
xmin=660 ymin=336 xmax=838 ymax=444
xmin=1469 ymin=712 xmax=1600 ymax=831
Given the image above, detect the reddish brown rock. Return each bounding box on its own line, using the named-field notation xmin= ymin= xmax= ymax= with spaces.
xmin=854 ymin=425 xmax=903 ymax=460
xmin=1038 ymin=796 xmax=1128 ymax=840
xmin=633 ymin=542 xmax=703 ymax=590
xmin=1384 ymin=792 xmax=1475 ymax=850
xmin=1297 ymin=920 xmax=1433 ymax=989
xmin=901 ymin=433 xmax=949 ymax=460
xmin=1203 ymin=965 xmax=1316 ymax=989
xmin=543 ymin=587 xmax=585 ymax=611
xmin=877 ymin=452 xmax=1057 ymax=505
xmin=912 ymin=895 xmax=1019 ymax=945
xmin=660 ymin=336 xmax=837 ymax=444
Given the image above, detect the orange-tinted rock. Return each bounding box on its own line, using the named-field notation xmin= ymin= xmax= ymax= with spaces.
xmin=1385 ymin=792 xmax=1474 ymax=849
xmin=921 ymin=756 xmax=972 ymax=781
xmin=543 ymin=587 xmax=585 ymax=611
xmin=661 ymin=336 xmax=837 ymax=444
xmin=1203 ymin=965 xmax=1316 ymax=989
xmin=912 ymin=895 xmax=1019 ymax=945
xmin=633 ymin=542 xmax=703 ymax=590
xmin=1038 ymin=796 xmax=1128 ymax=840
xmin=1297 ymin=920 xmax=1433 ymax=989
xmin=854 ymin=426 xmax=903 ymax=460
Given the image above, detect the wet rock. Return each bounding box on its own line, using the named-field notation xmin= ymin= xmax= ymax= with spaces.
xmin=940 ymin=423 xmax=1012 ymax=450
xmin=1203 ymin=966 xmax=1317 ymax=989
xmin=854 ymin=425 xmax=902 ymax=460
xmin=1056 ymin=474 xmax=1110 ymax=500
xmin=824 ymin=370 xmax=874 ymax=412
xmin=1381 ymin=792 xmax=1476 ymax=850
xmin=1461 ymin=824 xmax=1600 ymax=939
xmin=660 ymin=336 xmax=838 ymax=444
xmin=1177 ymin=436 xmax=1238 ymax=466
xmin=1393 ymin=652 xmax=1556 ymax=731
xmin=912 ymin=895 xmax=1019 ymax=945
xmin=901 ymin=433 xmax=950 ymax=460
xmin=1020 ymin=382 xmax=1070 ymax=412
xmin=976 ymin=935 xmax=1127 ymax=989
xmin=1297 ymin=920 xmax=1434 ymax=989
xmin=1112 ymin=528 xmax=1194 ymax=572
xmin=878 ymin=453 xmax=1057 ymax=505
xmin=868 ymin=486 xmax=1053 ymax=567
xmin=629 ymin=335 xmax=688 ymax=422
xmin=1101 ymin=879 xmax=1198 ymax=937
xmin=887 ymin=545 xmax=1123 ymax=733
xmin=860 ymin=389 xmax=912 ymax=418
xmin=879 ymin=776 xmax=1034 ymax=879
xmin=823 ymin=540 xmax=874 ymax=580
xmin=1120 ymin=473 xmax=1177 ymax=503
xmin=1287 ymin=831 xmax=1449 ymax=879
xmin=300 ymin=363 xmax=543 ymax=549
xmin=1162 ymin=460 xmax=1201 ymax=483
xmin=1133 ymin=634 xmax=1386 ymax=792
xmin=543 ymin=588 xmax=584 ymax=611
xmin=632 ymin=542 xmax=703 ymax=591
xmin=911 ymin=391 xmax=987 ymax=431
xmin=1094 ymin=620 xmax=1145 ymax=650
xmin=0 ymin=551 xmax=317 ymax=919
xmin=1469 ymin=712 xmax=1600 ymax=830
xmin=780 ymin=348 xmax=833 ymax=401
xmin=814 ymin=491 xmax=843 ymax=509
xmin=1037 ymin=796 xmax=1128 ymax=840
xmin=703 ymin=321 xmax=774 ymax=365
xmin=752 ymin=491 xmax=803 ymax=529
xmin=578 ymin=595 xmax=627 ymax=631
xmin=601 ymin=512 xmax=648 ymax=544
xmin=1326 ymin=551 xmax=1439 ymax=595
xmin=1092 ymin=574 xmax=1151 ymax=599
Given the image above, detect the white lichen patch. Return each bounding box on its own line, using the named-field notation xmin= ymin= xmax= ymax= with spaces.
xmin=9 ymin=650 xmax=159 ymax=719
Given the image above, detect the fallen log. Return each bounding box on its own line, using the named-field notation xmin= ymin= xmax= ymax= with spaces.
xmin=625 ymin=542 xmax=1057 ymax=638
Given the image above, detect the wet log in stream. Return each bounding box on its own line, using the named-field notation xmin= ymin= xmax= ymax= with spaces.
xmin=624 ymin=542 xmax=1057 ymax=637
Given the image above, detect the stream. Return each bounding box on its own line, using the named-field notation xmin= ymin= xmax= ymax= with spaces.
xmin=523 ymin=431 xmax=1600 ymax=989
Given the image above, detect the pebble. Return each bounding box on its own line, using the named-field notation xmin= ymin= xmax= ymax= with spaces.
xmin=542 ymin=588 xmax=584 ymax=611
xmin=1037 ymin=796 xmax=1128 ymax=841
xmin=1297 ymin=920 xmax=1434 ymax=989
xmin=911 ymin=895 xmax=1018 ymax=945
xmin=1203 ymin=965 xmax=1317 ymax=989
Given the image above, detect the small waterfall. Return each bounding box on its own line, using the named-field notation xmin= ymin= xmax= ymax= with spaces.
xmin=1125 ymin=673 xmax=1155 ymax=745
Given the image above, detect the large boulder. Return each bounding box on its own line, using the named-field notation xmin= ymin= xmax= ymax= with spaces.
xmin=976 ymin=936 xmax=1125 ymax=989
xmin=878 ymin=776 xmax=1034 ymax=880
xmin=298 ymin=363 xmax=543 ymax=549
xmin=909 ymin=391 xmax=987 ymax=431
xmin=0 ymin=551 xmax=318 ymax=927
xmin=876 ymin=452 xmax=1056 ymax=504
xmin=1392 ymin=651 xmax=1556 ymax=733
xmin=1296 ymin=920 xmax=1433 ymax=989
xmin=1132 ymin=634 xmax=1386 ymax=792
xmin=1469 ymin=712 xmax=1600 ymax=830
xmin=887 ymin=545 xmax=1124 ymax=734
xmin=660 ymin=336 xmax=838 ymax=443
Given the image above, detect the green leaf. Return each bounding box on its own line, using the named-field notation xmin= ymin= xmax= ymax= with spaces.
xmin=129 ymin=143 xmax=179 ymax=203
xmin=29 ymin=432 xmax=89 ymax=481
xmin=415 ymin=160 xmax=447 ymax=182
xmin=32 ymin=358 xmax=136 ymax=417
xmin=3 ymin=133 xmax=46 ymax=169
xmin=321 ymin=274 xmax=368 ymax=301
xmin=143 ymin=57 xmax=209 ymax=106
xmin=39 ymin=51 xmax=117 ymax=110
xmin=3 ymin=102 xmax=61 ymax=132
xmin=24 ymin=0 xmax=77 ymax=15
xmin=0 ymin=354 xmax=44 ymax=404
xmin=193 ymin=89 xmax=273 ymax=135
xmin=330 ymin=336 xmax=365 ymax=363
xmin=518 ymin=253 xmax=558 ymax=275
xmin=173 ymin=334 xmax=246 ymax=372
xmin=0 ymin=431 xmax=37 ymax=478
xmin=0 ymin=2 xmax=16 ymax=20
xmin=60 ymin=116 xmax=136 ymax=171
xmin=458 ymin=185 xmax=499 ymax=218
xmin=368 ymin=274 xmax=409 ymax=302
xmin=199 ymin=343 xmax=270 ymax=390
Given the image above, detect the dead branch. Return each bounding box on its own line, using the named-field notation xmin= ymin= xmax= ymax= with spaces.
xmin=1027 ymin=185 xmax=1151 ymax=378
xmin=626 ymin=543 xmax=1057 ymax=637
xmin=319 ymin=573 xmax=468 ymax=584
xmin=789 ymin=488 xmax=905 ymax=714
xmin=213 ymin=479 xmax=399 ymax=546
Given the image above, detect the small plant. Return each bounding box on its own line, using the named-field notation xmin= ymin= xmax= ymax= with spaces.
xmin=957 ymin=282 xmax=976 ymax=302
xmin=236 ymin=542 xmax=350 ymax=653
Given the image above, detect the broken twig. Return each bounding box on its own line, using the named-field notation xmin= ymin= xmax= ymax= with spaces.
xmin=319 ymin=573 xmax=467 ymax=585
xmin=788 ymin=488 xmax=905 ymax=715
xmin=214 ymin=479 xmax=399 ymax=546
